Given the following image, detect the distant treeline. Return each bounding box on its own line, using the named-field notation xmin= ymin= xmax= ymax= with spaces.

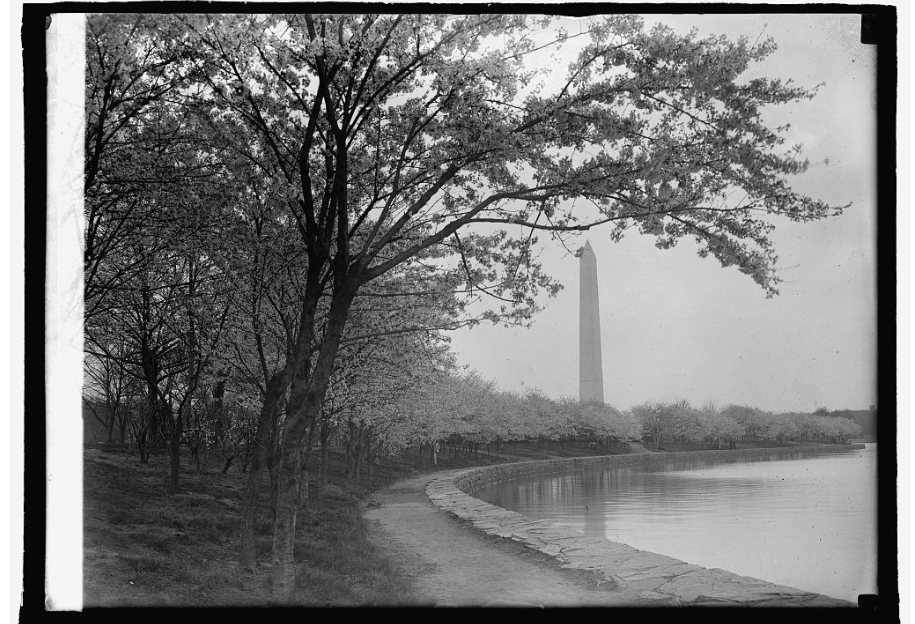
xmin=84 ymin=372 xmax=864 ymax=478
xmin=826 ymin=409 xmax=877 ymax=438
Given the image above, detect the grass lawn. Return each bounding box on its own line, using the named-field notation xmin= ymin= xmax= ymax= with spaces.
xmin=83 ymin=445 xmax=421 ymax=606
xmin=648 ymin=440 xmax=808 ymax=452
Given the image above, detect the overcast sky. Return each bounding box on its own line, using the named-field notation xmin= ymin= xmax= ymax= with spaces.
xmin=447 ymin=13 xmax=879 ymax=413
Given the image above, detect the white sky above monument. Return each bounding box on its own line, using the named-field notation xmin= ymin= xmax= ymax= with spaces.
xmin=447 ymin=12 xmax=879 ymax=413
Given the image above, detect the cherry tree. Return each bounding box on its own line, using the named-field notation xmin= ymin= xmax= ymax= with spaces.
xmin=84 ymin=15 xmax=201 ymax=321
xmin=722 ymin=404 xmax=771 ymax=441
xmin=330 ymin=298 xmax=454 ymax=481
xmin=522 ymin=388 xmax=560 ymax=450
xmin=695 ymin=404 xmax=743 ymax=448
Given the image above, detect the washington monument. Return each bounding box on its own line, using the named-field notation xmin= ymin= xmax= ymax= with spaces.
xmin=579 ymin=240 xmax=604 ymax=403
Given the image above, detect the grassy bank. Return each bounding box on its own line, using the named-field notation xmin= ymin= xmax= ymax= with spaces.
xmin=83 ymin=447 xmax=402 ymax=606
xmin=84 ymin=441 xmax=630 ymax=606
xmin=644 ymin=439 xmax=811 ymax=453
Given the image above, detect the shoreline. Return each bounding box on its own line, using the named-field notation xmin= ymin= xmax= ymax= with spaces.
xmin=425 ymin=444 xmax=863 ymax=607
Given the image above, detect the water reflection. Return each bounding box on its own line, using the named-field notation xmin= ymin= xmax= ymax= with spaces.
xmin=475 ymin=446 xmax=877 ymax=602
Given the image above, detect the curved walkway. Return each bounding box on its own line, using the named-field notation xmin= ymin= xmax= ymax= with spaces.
xmin=363 ymin=473 xmax=657 ymax=606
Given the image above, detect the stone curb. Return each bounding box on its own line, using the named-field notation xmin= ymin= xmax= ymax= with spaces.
xmin=426 ymin=446 xmax=862 ymax=607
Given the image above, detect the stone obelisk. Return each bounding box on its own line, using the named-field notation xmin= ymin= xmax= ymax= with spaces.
xmin=579 ymin=240 xmax=604 ymax=403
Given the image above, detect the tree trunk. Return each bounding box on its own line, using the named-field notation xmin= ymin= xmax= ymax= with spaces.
xmin=298 ymin=438 xmax=312 ymax=509
xmin=270 ymin=283 xmax=357 ymax=601
xmin=105 ymin=410 xmax=115 ymax=446
xmin=168 ymin=419 xmax=181 ymax=494
xmin=353 ymin=442 xmax=363 ymax=482
xmin=212 ymin=375 xmax=227 ymax=448
xmin=238 ymin=372 xmax=288 ymax=570
xmin=366 ymin=442 xmax=374 ymax=483
xmin=271 ymin=442 xmax=303 ymax=600
xmin=319 ymin=429 xmax=330 ymax=492
xmin=137 ymin=430 xmax=149 ymax=464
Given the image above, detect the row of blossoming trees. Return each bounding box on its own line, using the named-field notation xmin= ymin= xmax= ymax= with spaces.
xmin=87 ymin=360 xmax=862 ymax=479
xmin=265 ymin=372 xmax=866 ymax=475
xmin=631 ymin=401 xmax=862 ymax=449
xmin=382 ymin=380 xmax=862 ymax=462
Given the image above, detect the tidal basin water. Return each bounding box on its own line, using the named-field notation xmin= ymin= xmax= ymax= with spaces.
xmin=475 ymin=445 xmax=877 ymax=602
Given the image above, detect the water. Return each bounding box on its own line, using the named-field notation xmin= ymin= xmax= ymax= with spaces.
xmin=474 ymin=445 xmax=877 ymax=602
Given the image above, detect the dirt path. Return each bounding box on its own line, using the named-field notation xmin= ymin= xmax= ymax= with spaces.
xmin=363 ymin=473 xmax=653 ymax=607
